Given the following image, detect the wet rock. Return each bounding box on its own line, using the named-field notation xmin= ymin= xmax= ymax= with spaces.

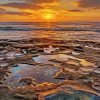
xmin=0 ymin=54 xmax=5 ymax=60
xmin=85 ymin=45 xmax=93 ymax=48
xmin=54 ymin=72 xmax=70 ymax=79
xmin=24 ymin=48 xmax=38 ymax=54
xmin=0 ymin=80 xmax=4 ymax=84
xmin=74 ymin=46 xmax=84 ymax=52
xmin=3 ymin=76 xmax=7 ymax=80
xmin=18 ymin=77 xmax=37 ymax=85
xmin=0 ymin=67 xmax=10 ymax=83
xmin=0 ymin=85 xmax=12 ymax=100
xmin=37 ymin=48 xmax=44 ymax=52
xmin=22 ymin=49 xmax=27 ymax=54
xmin=48 ymin=59 xmax=62 ymax=63
xmin=44 ymin=45 xmax=59 ymax=54
xmin=85 ymin=45 xmax=100 ymax=51
xmin=0 ymin=85 xmax=11 ymax=91
xmin=59 ymin=49 xmax=72 ymax=54
xmin=92 ymin=83 xmax=100 ymax=91
xmin=0 ymin=50 xmax=8 ymax=54
xmin=5 ymin=51 xmax=23 ymax=59
xmin=14 ymin=43 xmax=34 ymax=49
xmin=5 ymin=52 xmax=17 ymax=59
xmin=0 ymin=62 xmax=9 ymax=67
xmin=79 ymin=67 xmax=94 ymax=75
xmin=28 ymin=50 xmax=38 ymax=54
xmin=93 ymin=68 xmax=100 ymax=74
xmin=0 ymin=39 xmax=100 ymax=99
xmin=0 ymin=46 xmax=4 ymax=50
xmin=34 ymin=42 xmax=48 ymax=47
xmin=54 ymin=68 xmax=72 ymax=79
xmin=83 ymin=78 xmax=94 ymax=84
xmin=72 ymin=51 xmax=80 ymax=56
xmin=79 ymin=59 xmax=96 ymax=67
xmin=16 ymin=53 xmax=23 ymax=58
xmin=32 ymin=54 xmax=39 ymax=57
xmin=11 ymin=87 xmax=38 ymax=100
xmin=0 ymin=41 xmax=11 ymax=47
xmin=66 ymin=60 xmax=80 ymax=67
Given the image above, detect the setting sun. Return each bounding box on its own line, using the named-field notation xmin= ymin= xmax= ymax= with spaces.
xmin=43 ymin=13 xmax=55 ymax=20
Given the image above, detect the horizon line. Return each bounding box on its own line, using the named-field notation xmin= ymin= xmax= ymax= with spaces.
xmin=0 ymin=21 xmax=99 ymax=23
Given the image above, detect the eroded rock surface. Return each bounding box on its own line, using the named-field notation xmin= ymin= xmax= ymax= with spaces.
xmin=0 ymin=38 xmax=100 ymax=99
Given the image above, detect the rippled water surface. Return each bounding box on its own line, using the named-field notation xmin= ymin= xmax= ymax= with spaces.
xmin=0 ymin=22 xmax=100 ymax=42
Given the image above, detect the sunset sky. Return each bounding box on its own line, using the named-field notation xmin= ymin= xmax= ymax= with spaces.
xmin=0 ymin=0 xmax=100 ymax=22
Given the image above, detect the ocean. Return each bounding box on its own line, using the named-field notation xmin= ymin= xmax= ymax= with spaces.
xmin=0 ymin=22 xmax=100 ymax=42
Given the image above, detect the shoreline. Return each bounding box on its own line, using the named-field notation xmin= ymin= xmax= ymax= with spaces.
xmin=0 ymin=38 xmax=100 ymax=99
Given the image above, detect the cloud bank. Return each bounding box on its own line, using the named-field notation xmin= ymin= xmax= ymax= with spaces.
xmin=78 ymin=0 xmax=100 ymax=9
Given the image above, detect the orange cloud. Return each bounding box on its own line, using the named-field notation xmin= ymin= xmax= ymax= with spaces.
xmin=0 ymin=0 xmax=99 ymax=22
xmin=0 ymin=7 xmax=32 ymax=15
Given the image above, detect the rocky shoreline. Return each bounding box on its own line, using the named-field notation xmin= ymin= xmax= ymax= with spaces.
xmin=0 ymin=38 xmax=100 ymax=100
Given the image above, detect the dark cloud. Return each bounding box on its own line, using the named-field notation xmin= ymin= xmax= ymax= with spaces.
xmin=4 ymin=12 xmax=32 ymax=15
xmin=68 ymin=9 xmax=83 ymax=12
xmin=0 ymin=2 xmax=42 ymax=10
xmin=0 ymin=0 xmax=58 ymax=10
xmin=26 ymin=0 xmax=57 ymax=3
xmin=78 ymin=0 xmax=100 ymax=9
xmin=0 ymin=8 xmax=32 ymax=15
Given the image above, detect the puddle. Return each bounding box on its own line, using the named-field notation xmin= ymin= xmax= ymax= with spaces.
xmin=45 ymin=91 xmax=100 ymax=100
xmin=33 ymin=54 xmax=79 ymax=64
xmin=4 ymin=64 xmax=60 ymax=87
xmin=33 ymin=54 xmax=96 ymax=67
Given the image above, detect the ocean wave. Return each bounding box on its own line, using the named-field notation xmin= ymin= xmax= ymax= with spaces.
xmin=0 ymin=26 xmax=100 ymax=32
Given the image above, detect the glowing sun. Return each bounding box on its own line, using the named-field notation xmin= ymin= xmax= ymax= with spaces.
xmin=43 ymin=13 xmax=54 ymax=20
